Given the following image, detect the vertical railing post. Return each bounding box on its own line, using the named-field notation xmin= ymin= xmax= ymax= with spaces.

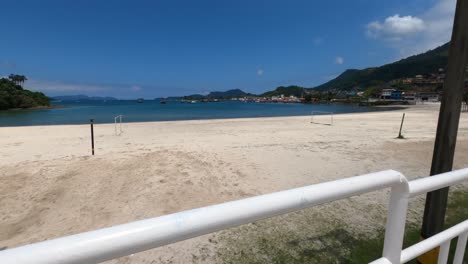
xmin=382 ymin=176 xmax=410 ymax=263
xmin=437 ymin=240 xmax=450 ymax=264
xmin=453 ymin=232 xmax=468 ymax=264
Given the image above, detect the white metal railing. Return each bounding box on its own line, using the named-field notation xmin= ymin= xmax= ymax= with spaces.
xmin=0 ymin=169 xmax=466 ymax=264
xmin=399 ymin=221 xmax=468 ymax=264
xmin=371 ymin=168 xmax=468 ymax=264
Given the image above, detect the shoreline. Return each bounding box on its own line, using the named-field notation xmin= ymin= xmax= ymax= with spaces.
xmin=0 ymin=104 xmax=65 ymax=112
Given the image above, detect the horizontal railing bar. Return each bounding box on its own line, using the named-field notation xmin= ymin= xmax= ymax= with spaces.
xmin=408 ymin=168 xmax=468 ymax=197
xmin=0 ymin=170 xmax=405 ymax=264
xmin=400 ymin=220 xmax=468 ymax=263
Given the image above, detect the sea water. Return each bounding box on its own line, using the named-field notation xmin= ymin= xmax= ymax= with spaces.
xmin=0 ymin=100 xmax=391 ymax=127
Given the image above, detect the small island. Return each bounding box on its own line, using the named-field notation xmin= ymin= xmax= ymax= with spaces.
xmin=0 ymin=74 xmax=50 ymax=110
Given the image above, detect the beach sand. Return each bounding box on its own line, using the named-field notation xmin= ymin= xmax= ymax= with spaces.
xmin=1 ymin=104 xmax=468 ymax=263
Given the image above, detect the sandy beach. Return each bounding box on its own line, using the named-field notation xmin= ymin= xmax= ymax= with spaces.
xmin=1 ymin=104 xmax=468 ymax=263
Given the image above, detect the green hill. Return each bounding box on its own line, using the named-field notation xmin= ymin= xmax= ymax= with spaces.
xmin=314 ymin=42 xmax=451 ymax=91
xmin=0 ymin=76 xmax=50 ymax=110
xmin=206 ymin=89 xmax=250 ymax=98
xmin=261 ymin=85 xmax=308 ymax=97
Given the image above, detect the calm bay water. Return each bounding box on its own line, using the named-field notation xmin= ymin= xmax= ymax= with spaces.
xmin=0 ymin=100 xmax=388 ymax=127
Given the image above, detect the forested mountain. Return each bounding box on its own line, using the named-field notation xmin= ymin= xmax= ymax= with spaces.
xmin=261 ymin=86 xmax=308 ymax=97
xmin=206 ymin=89 xmax=250 ymax=98
xmin=313 ymin=42 xmax=451 ymax=91
xmin=0 ymin=76 xmax=50 ymax=110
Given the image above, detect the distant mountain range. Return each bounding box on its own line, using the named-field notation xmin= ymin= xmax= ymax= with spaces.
xmin=52 ymin=95 xmax=118 ymax=101
xmin=166 ymin=89 xmax=252 ymax=100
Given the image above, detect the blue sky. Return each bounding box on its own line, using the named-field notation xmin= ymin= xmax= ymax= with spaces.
xmin=0 ymin=0 xmax=456 ymax=99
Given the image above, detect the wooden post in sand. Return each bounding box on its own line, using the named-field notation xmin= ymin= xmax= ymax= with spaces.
xmin=90 ymin=119 xmax=95 ymax=155
xmin=397 ymin=113 xmax=405 ymax=139
xmin=398 ymin=113 xmax=405 ymax=139
xmin=419 ymin=0 xmax=468 ymax=263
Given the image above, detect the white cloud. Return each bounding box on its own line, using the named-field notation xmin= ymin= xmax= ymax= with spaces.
xmin=131 ymin=85 xmax=142 ymax=91
xmin=366 ymin=0 xmax=456 ymax=57
xmin=21 ymin=79 xmax=202 ymax=99
xmin=257 ymin=69 xmax=264 ymax=76
xmin=420 ymin=0 xmax=456 ymax=51
xmin=366 ymin=15 xmax=425 ymax=39
xmin=335 ymin=56 xmax=344 ymax=65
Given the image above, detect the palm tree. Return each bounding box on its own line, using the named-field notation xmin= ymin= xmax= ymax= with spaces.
xmin=8 ymin=74 xmax=19 ymax=84
xmin=17 ymin=75 xmax=27 ymax=86
xmin=8 ymin=74 xmax=27 ymax=86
